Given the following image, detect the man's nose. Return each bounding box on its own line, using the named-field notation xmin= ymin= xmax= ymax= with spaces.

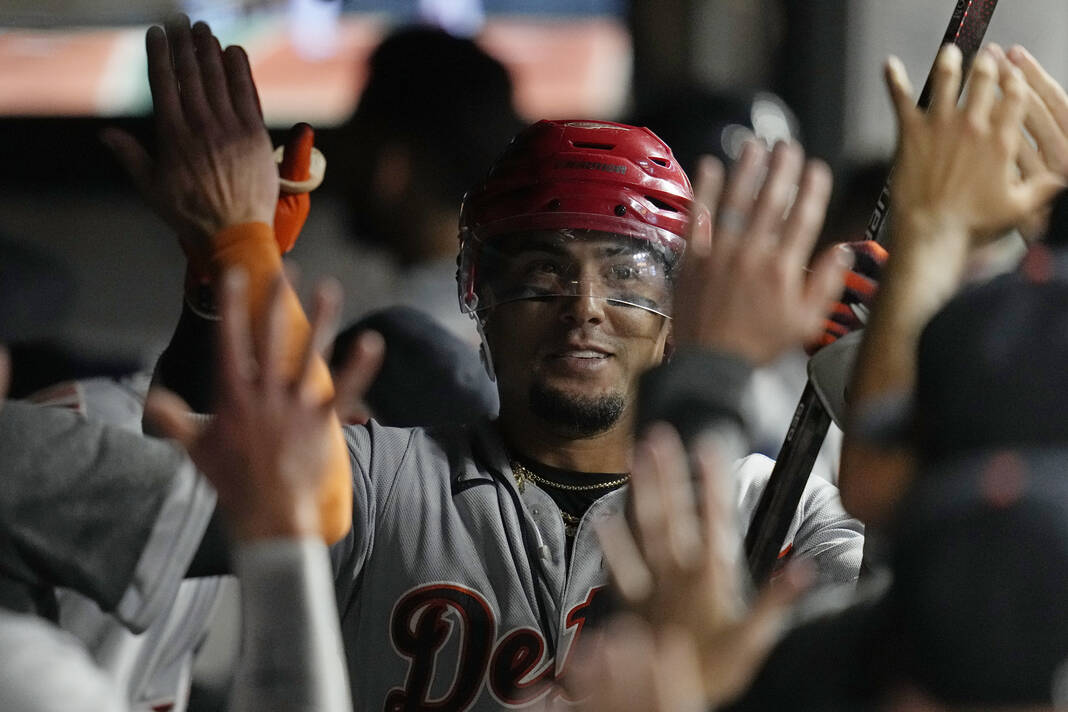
xmin=559 ymin=281 xmax=606 ymax=325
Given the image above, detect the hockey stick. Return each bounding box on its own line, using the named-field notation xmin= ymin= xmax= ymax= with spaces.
xmin=745 ymin=0 xmax=1000 ymax=586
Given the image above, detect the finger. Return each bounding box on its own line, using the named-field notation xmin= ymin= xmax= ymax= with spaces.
xmin=296 ymin=278 xmax=343 ymax=402
xmin=801 ymin=244 xmax=853 ymax=339
xmin=715 ymin=140 xmax=768 ymax=241
xmin=595 ymin=515 xmax=654 ymax=605
xmin=191 ymin=21 xmax=238 ymax=126
xmin=1018 ymin=130 xmax=1047 ymax=179
xmin=962 ymin=50 xmax=999 ymax=130
xmin=884 ymin=56 xmax=917 ymax=131
xmin=144 ymin=387 xmax=200 ymax=448
xmin=1020 ymin=85 xmax=1068 ymax=174
xmin=929 ymin=44 xmax=964 ymax=118
xmin=738 ymin=560 xmax=812 ymax=652
xmin=280 ymin=123 xmax=315 ymax=182
xmin=780 ymin=159 xmax=833 ymax=264
xmin=687 ymin=156 xmax=724 ymax=258
xmin=217 ymin=268 xmax=254 ymax=407
xmin=991 ymin=62 xmax=1028 ymax=159
xmin=645 ymin=423 xmax=702 ymax=571
xmin=144 ymin=25 xmax=183 ymax=135
xmin=258 ymin=274 xmax=288 ymax=390
xmin=629 ymin=435 xmax=674 ymax=568
xmin=1008 ymin=45 xmax=1068 ymax=134
xmin=1016 ymin=168 xmax=1067 ymax=218
xmin=100 ymin=128 xmax=155 ymax=199
xmin=165 ymin=14 xmax=213 ymax=130
xmin=747 ymin=141 xmax=804 ymax=249
xmin=222 ymin=45 xmax=265 ymax=127
xmin=331 ymin=329 xmax=386 ymax=416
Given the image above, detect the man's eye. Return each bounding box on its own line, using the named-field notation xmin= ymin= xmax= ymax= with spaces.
xmin=609 ymin=264 xmax=640 ymax=280
xmin=525 ymin=260 xmax=562 ymax=275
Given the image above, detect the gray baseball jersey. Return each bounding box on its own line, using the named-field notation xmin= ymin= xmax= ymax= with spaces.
xmin=332 ymin=420 xmax=863 ymax=711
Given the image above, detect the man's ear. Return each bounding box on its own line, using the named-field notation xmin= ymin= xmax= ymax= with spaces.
xmin=661 ymin=321 xmax=674 ymax=363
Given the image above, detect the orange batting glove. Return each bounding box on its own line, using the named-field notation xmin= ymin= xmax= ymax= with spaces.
xmin=806 ymin=240 xmax=889 ymax=355
xmin=185 ymin=122 xmax=324 ymax=316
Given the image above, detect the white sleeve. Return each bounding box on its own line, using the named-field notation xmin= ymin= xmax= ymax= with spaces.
xmin=230 ymin=538 xmax=352 ymax=712
xmin=735 ymin=454 xmax=864 ymax=586
xmin=791 ymin=471 xmax=865 ymax=585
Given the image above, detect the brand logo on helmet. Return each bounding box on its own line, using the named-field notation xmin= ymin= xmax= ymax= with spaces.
xmin=555 ymin=159 xmax=627 ymax=175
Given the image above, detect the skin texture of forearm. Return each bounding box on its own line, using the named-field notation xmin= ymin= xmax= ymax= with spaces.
xmin=207 ymin=222 xmax=352 ymax=544
xmin=838 ymin=214 xmax=970 ymax=525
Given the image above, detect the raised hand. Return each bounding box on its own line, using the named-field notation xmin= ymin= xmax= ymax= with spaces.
xmin=102 ymin=16 xmax=278 ymax=265
xmin=589 ymin=424 xmax=809 ymax=708
xmin=885 ymin=45 xmax=1063 ymax=249
xmin=985 ymin=43 xmax=1068 ymax=241
xmin=145 ymin=271 xmax=384 ymax=541
xmin=672 ymin=142 xmax=850 ymax=365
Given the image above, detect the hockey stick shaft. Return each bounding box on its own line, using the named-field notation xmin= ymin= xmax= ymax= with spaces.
xmin=745 ymin=0 xmax=1000 ymax=586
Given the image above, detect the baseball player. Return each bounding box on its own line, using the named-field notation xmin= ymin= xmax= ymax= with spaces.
xmin=4 ymin=17 xmax=863 ymax=711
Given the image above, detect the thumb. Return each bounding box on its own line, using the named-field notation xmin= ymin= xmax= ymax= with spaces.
xmin=280 ymin=122 xmax=314 ymax=182
xmin=101 ymin=127 xmax=154 ymax=197
xmin=1020 ymin=174 xmax=1068 ymax=219
xmin=144 ymin=387 xmax=201 ymax=450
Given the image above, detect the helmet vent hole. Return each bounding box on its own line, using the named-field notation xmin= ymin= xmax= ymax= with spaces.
xmin=572 ymin=141 xmax=616 ymax=151
xmin=645 ymin=196 xmax=679 ymax=212
xmin=650 ymin=157 xmax=670 ymax=167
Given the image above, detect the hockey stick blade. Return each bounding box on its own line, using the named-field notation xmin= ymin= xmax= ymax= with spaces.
xmin=745 ymin=0 xmax=1001 ymax=587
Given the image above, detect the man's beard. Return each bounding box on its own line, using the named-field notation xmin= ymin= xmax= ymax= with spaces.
xmin=528 ymin=380 xmax=625 ymax=437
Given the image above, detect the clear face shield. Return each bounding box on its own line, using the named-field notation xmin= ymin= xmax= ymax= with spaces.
xmin=460 ymin=228 xmax=685 ymax=320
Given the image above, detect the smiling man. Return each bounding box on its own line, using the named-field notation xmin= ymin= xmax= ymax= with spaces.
xmin=113 ymin=34 xmax=861 ymax=708
xmin=323 ymin=120 xmax=863 ymax=709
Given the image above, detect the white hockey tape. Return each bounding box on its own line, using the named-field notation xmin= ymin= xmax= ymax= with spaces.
xmin=274 ymin=145 xmax=326 ymax=193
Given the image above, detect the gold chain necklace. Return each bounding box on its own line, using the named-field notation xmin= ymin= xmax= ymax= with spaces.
xmin=510 ymin=460 xmax=630 ymax=494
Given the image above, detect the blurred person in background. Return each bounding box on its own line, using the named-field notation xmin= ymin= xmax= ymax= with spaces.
xmin=333 ymin=25 xmax=524 ymax=344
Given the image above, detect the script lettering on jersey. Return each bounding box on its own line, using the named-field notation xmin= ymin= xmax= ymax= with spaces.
xmin=386 ymin=583 xmax=613 ymax=711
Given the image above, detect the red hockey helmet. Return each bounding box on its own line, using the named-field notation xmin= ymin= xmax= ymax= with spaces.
xmin=457 ymin=120 xmax=699 ymax=319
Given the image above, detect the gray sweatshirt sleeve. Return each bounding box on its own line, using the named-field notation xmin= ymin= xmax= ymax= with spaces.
xmin=231 ymin=538 xmax=352 ymax=712
xmin=0 ymin=399 xmax=216 ymax=631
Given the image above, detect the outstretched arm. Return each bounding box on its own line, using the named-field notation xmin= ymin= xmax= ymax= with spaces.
xmin=105 ymin=17 xmax=352 ymax=543
xmin=838 ymin=46 xmax=1063 ymax=525
xmin=147 ymin=273 xmax=382 ymax=712
xmin=643 ymin=141 xmax=849 ymax=453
